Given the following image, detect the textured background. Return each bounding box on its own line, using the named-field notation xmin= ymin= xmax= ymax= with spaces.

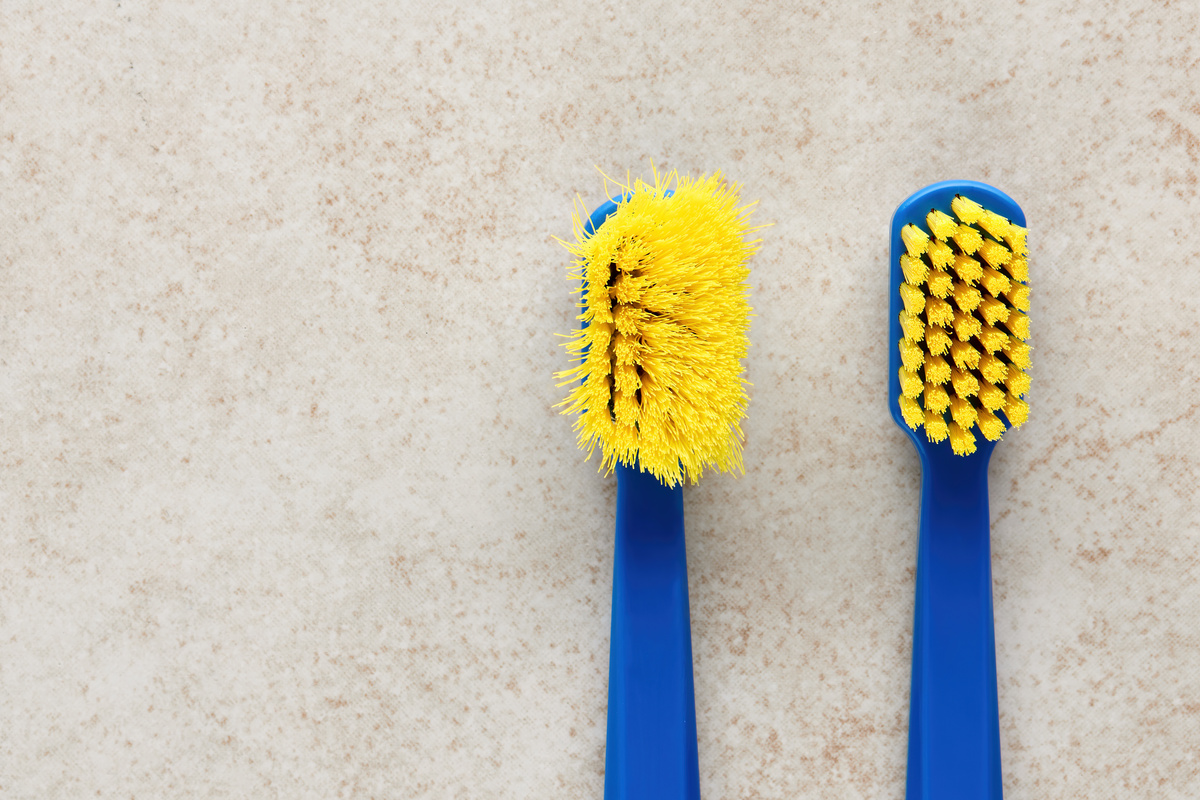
xmin=2 ymin=1 xmax=1198 ymax=797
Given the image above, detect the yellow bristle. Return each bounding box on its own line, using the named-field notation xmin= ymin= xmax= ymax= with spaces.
xmin=979 ymin=267 xmax=1012 ymax=297
xmin=952 ymin=282 xmax=982 ymax=313
xmin=952 ymin=225 xmax=983 ymax=255
xmin=901 ymin=224 xmax=930 ymax=256
xmin=1003 ymin=393 xmax=1030 ymax=427
xmin=952 ymin=311 xmax=983 ymax=342
xmin=900 ymin=283 xmax=926 ymax=316
xmin=978 ymin=382 xmax=1006 ymax=412
xmin=1004 ymin=369 xmax=1031 ymax=398
xmin=899 ymin=395 xmax=924 ymax=430
xmin=1004 ymin=310 xmax=1030 ymax=340
xmin=925 ymin=355 xmax=951 ymax=385
xmin=1006 ymin=257 xmax=1029 ymax=282
xmin=1004 ymin=282 xmax=1031 ymax=312
xmin=926 ymin=297 xmax=954 ymax=327
xmin=900 ymin=310 xmax=924 ymax=341
xmin=952 ymin=254 xmax=983 ymax=284
xmin=899 ymin=338 xmax=925 ymax=371
xmin=977 ymin=324 xmax=1008 ymax=353
xmin=977 ymin=408 xmax=1006 ymax=441
xmin=978 ymin=353 xmax=1009 ymax=385
xmin=951 ymin=194 xmax=985 ymax=225
xmin=927 ymin=239 xmax=954 ymax=269
xmin=978 ymin=211 xmax=1011 ymax=241
xmin=924 ymin=383 xmax=950 ymax=413
xmin=924 ymin=411 xmax=949 ymax=443
xmin=926 ymin=325 xmax=952 ymax=356
xmin=558 ymin=170 xmax=758 ymax=486
xmin=927 ymin=269 xmax=954 ymax=299
xmin=948 ymin=421 xmax=977 ymax=456
xmin=895 ymin=194 xmax=1030 ymax=456
xmin=950 ymin=339 xmax=981 ymax=370
xmin=977 ymin=239 xmax=1012 ymax=270
xmin=899 ymin=367 xmax=923 ymax=398
xmin=1004 ymin=338 xmax=1032 ymax=370
xmin=949 ymin=396 xmax=978 ymax=429
xmin=1005 ymin=224 xmax=1028 ymax=256
xmin=978 ymin=297 xmax=1010 ymax=325
xmin=901 ymin=253 xmax=929 ymax=286
xmin=927 ymin=209 xmax=958 ymax=240
xmin=951 ymin=367 xmax=980 ymax=398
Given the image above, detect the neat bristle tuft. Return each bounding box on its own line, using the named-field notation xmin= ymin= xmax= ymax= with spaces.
xmin=902 ymin=224 xmax=930 ymax=256
xmin=900 ymin=310 xmax=925 ymax=341
xmin=927 ymin=269 xmax=954 ymax=299
xmin=559 ymin=170 xmax=759 ymax=486
xmin=924 ymin=411 xmax=949 ymax=443
xmin=952 ymin=225 xmax=983 ymax=255
xmin=900 ymin=254 xmax=929 ymax=286
xmin=895 ymin=192 xmax=1030 ymax=454
xmin=927 ymin=239 xmax=955 ymax=269
xmin=927 ymin=209 xmax=958 ymax=240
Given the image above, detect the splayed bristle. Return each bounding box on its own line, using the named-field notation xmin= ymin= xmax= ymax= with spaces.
xmin=896 ymin=193 xmax=1031 ymax=455
xmin=559 ymin=170 xmax=760 ymax=486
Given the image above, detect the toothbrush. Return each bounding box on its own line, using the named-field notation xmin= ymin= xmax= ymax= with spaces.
xmin=888 ymin=180 xmax=1030 ymax=800
xmin=558 ymin=171 xmax=759 ymax=800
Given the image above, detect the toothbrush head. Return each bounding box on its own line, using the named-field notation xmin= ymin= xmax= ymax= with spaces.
xmin=889 ymin=181 xmax=1029 ymax=458
xmin=558 ymin=170 xmax=760 ymax=487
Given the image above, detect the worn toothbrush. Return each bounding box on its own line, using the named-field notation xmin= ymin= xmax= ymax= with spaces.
xmin=558 ymin=170 xmax=760 ymax=800
xmin=888 ymin=180 xmax=1030 ymax=800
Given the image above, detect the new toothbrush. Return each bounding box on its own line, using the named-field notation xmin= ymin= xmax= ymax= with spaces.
xmin=559 ymin=172 xmax=759 ymax=800
xmin=888 ymin=180 xmax=1030 ymax=800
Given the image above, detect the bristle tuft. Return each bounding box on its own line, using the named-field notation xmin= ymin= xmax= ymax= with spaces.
xmin=948 ymin=421 xmax=977 ymax=455
xmin=924 ymin=411 xmax=949 ymax=443
xmin=927 ymin=209 xmax=958 ymax=240
xmin=927 ymin=269 xmax=954 ymax=299
xmin=901 ymin=224 xmax=930 ymax=256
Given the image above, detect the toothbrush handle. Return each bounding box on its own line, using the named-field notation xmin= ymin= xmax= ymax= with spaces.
xmin=605 ymin=463 xmax=700 ymax=800
xmin=907 ymin=450 xmax=1003 ymax=800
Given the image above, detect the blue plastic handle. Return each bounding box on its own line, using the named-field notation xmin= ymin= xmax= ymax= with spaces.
xmin=887 ymin=181 xmax=1026 ymax=800
xmin=605 ymin=464 xmax=700 ymax=800
xmin=580 ymin=198 xmax=702 ymax=800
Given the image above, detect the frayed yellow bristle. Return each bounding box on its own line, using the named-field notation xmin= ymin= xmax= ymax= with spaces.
xmin=558 ymin=169 xmax=760 ymax=486
xmin=895 ymin=193 xmax=1030 ymax=454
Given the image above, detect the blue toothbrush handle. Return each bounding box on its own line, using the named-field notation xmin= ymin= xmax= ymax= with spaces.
xmin=605 ymin=463 xmax=701 ymax=800
xmin=907 ymin=449 xmax=1003 ymax=800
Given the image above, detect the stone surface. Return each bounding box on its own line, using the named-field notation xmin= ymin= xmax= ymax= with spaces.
xmin=2 ymin=2 xmax=1198 ymax=797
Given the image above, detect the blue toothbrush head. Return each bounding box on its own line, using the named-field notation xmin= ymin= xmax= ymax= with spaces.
xmin=888 ymin=180 xmax=1029 ymax=461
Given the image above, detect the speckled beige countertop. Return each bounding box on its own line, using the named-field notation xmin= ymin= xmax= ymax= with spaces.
xmin=2 ymin=2 xmax=1198 ymax=798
